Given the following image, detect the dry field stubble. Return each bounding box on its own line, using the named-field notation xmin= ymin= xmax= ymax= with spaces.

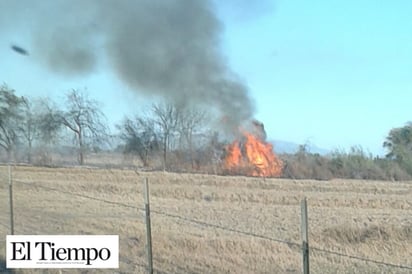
xmin=0 ymin=165 xmax=411 ymax=273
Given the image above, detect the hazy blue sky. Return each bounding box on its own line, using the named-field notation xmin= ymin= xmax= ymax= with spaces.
xmin=1 ymin=0 xmax=411 ymax=155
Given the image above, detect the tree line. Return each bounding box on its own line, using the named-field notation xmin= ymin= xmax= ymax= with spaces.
xmin=1 ymin=84 xmax=412 ymax=180
xmin=0 ymin=84 xmax=220 ymax=170
xmin=0 ymin=84 xmax=109 ymax=165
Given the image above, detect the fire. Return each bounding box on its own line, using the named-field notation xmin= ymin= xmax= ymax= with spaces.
xmin=224 ymin=132 xmax=283 ymax=177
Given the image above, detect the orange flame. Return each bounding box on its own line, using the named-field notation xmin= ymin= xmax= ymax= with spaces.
xmin=224 ymin=132 xmax=283 ymax=177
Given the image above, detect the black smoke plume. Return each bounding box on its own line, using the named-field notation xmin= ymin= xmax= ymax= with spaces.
xmin=1 ymin=0 xmax=255 ymax=128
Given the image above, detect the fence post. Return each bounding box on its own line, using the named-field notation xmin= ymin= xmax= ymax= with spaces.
xmin=143 ymin=177 xmax=153 ymax=274
xmin=301 ymin=197 xmax=309 ymax=274
xmin=8 ymin=164 xmax=14 ymax=235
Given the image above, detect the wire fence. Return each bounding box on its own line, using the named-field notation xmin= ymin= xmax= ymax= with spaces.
xmin=1 ymin=166 xmax=411 ymax=273
xmin=15 ymin=179 xmax=143 ymax=211
xmin=149 ymin=203 xmax=412 ymax=272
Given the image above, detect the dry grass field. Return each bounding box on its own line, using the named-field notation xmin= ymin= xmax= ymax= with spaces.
xmin=0 ymin=165 xmax=411 ymax=273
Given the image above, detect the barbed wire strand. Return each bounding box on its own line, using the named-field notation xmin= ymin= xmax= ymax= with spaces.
xmin=310 ymin=246 xmax=412 ymax=270
xmin=14 ymin=179 xmax=144 ymax=211
xmin=151 ymin=209 xmax=301 ymax=247
xmin=0 ymin=221 xmax=9 ymax=230
xmin=7 ymin=179 xmax=412 ymax=270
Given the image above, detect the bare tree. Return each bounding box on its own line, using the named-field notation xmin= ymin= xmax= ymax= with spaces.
xmin=151 ymin=102 xmax=181 ymax=170
xmin=60 ymin=89 xmax=109 ymax=165
xmin=178 ymin=107 xmax=208 ymax=168
xmin=23 ymin=98 xmax=63 ymax=164
xmin=19 ymin=97 xmax=39 ymax=163
xmin=0 ymin=84 xmax=24 ymax=161
xmin=117 ymin=115 xmax=160 ymax=167
xmin=36 ymin=98 xmax=63 ymax=145
xmin=118 ymin=102 xmax=209 ymax=170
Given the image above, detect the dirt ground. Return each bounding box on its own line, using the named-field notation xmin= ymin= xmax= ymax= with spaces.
xmin=0 ymin=165 xmax=411 ymax=273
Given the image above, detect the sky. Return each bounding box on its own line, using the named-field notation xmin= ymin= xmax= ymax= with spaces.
xmin=1 ymin=0 xmax=412 ymax=156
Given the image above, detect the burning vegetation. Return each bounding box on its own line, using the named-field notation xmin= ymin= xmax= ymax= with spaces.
xmin=224 ymin=121 xmax=283 ymax=177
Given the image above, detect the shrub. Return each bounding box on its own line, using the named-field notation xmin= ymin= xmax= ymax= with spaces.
xmin=281 ymin=145 xmax=412 ymax=181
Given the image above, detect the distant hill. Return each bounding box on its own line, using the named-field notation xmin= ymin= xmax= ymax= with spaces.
xmin=271 ymin=140 xmax=330 ymax=155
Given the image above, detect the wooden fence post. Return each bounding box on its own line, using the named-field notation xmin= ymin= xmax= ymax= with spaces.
xmin=144 ymin=178 xmax=153 ymax=274
xmin=301 ymin=197 xmax=309 ymax=274
xmin=8 ymin=164 xmax=14 ymax=235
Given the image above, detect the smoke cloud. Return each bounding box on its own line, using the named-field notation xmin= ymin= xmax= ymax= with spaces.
xmin=1 ymin=0 xmax=255 ymax=128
